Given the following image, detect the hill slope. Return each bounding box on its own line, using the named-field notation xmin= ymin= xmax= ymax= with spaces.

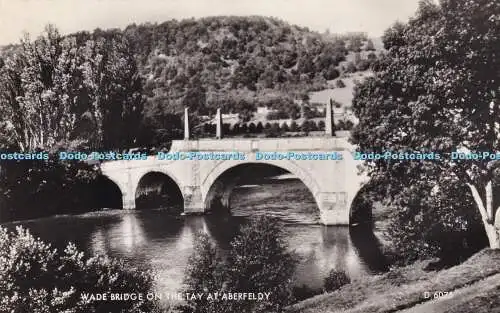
xmin=0 ymin=16 xmax=383 ymax=145
xmin=119 ymin=16 xmax=381 ymax=118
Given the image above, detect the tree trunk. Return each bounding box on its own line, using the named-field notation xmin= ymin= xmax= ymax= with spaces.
xmin=483 ymin=222 xmax=500 ymax=249
xmin=467 ymin=182 xmax=500 ymax=249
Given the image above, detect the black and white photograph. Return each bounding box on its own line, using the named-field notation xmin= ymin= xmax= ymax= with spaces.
xmin=0 ymin=0 xmax=499 ymax=312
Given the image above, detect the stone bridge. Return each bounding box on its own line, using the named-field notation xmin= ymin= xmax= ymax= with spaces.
xmin=100 ymin=103 xmax=367 ymax=225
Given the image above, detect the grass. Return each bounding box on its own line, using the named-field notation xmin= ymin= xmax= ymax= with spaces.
xmin=286 ymin=249 xmax=500 ymax=313
xmin=437 ymin=278 xmax=500 ymax=313
xmin=400 ymin=273 xmax=500 ymax=313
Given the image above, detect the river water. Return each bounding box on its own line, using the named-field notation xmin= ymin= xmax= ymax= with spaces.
xmin=1 ymin=178 xmax=388 ymax=303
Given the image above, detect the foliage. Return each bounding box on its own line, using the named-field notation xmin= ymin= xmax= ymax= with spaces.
xmin=365 ymin=39 xmax=376 ymax=51
xmin=182 ymin=233 xmax=226 ymax=313
xmin=0 ymin=154 xmax=100 ymax=222
xmin=122 ymin=16 xmax=371 ymax=123
xmin=181 ymin=216 xmax=297 ymax=313
xmin=323 ymin=270 xmax=350 ymax=292
xmin=384 ymin=176 xmax=487 ymax=265
xmin=138 ymin=110 xmax=183 ymax=149
xmin=0 ymin=25 xmax=143 ymax=151
xmin=335 ymin=79 xmax=346 ymax=88
xmin=351 ymin=0 xmax=500 ymax=249
xmin=0 ymin=226 xmax=160 ymax=313
xmin=381 ymin=21 xmax=406 ymax=50
xmin=265 ymin=123 xmax=284 ymax=138
xmin=1 ymin=18 xmax=378 ymax=146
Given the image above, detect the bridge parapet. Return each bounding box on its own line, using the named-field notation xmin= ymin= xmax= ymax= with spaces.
xmin=170 ymin=135 xmax=355 ymax=153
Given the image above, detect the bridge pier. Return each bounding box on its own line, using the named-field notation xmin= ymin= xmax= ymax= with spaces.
xmin=317 ymin=192 xmax=350 ymax=225
xmin=183 ymin=186 xmax=204 ymax=214
xmin=122 ymin=194 xmax=136 ymax=210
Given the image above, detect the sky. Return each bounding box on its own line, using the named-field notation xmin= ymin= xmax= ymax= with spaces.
xmin=0 ymin=0 xmax=420 ymax=45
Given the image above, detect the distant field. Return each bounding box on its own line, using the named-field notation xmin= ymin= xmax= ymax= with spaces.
xmin=309 ymin=70 xmax=373 ymax=108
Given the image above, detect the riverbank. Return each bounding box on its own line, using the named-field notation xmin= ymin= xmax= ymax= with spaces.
xmin=287 ymin=249 xmax=500 ymax=313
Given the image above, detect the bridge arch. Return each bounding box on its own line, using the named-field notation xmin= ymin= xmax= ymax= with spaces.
xmin=134 ymin=171 xmax=184 ymax=211
xmin=94 ymin=175 xmax=123 ymax=209
xmin=201 ymin=159 xmax=322 ymax=214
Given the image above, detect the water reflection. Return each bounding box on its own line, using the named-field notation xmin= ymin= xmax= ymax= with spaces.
xmin=0 ymin=179 xmax=388 ymax=303
xmin=349 ymin=226 xmax=389 ymax=273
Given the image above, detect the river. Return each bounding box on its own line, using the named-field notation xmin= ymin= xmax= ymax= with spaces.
xmin=1 ymin=177 xmax=388 ymax=304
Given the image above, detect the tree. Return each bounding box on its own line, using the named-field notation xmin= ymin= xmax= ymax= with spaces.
xmin=232 ymin=123 xmax=241 ymax=134
xmin=234 ymin=99 xmax=257 ymax=122
xmin=351 ymin=0 xmax=500 ymax=248
xmin=248 ymin=122 xmax=256 ymax=133
xmin=0 ymin=25 xmax=144 ymax=152
xmin=0 ymin=26 xmax=79 ymax=151
xmin=381 ymin=21 xmax=406 ymax=50
xmin=309 ymin=120 xmax=318 ymax=131
xmin=385 ymin=177 xmax=486 ymax=265
xmin=139 ymin=109 xmax=183 ymax=148
xmin=0 ymin=226 xmax=160 ymax=313
xmin=318 ymin=120 xmax=325 ymax=131
xmin=0 ymin=154 xmax=99 ymax=222
xmin=182 ymin=233 xmax=226 ymax=313
xmin=182 ymin=217 xmax=297 ymax=313
xmin=323 ymin=65 xmax=340 ymax=80
xmin=335 ymin=79 xmax=346 ymax=88
xmin=301 ymin=120 xmax=312 ymax=133
xmin=80 ymin=32 xmax=144 ymax=150
xmin=255 ymin=122 xmax=264 ymax=133
xmin=224 ymin=217 xmax=297 ymax=313
xmin=365 ymin=39 xmax=376 ymax=51
xmin=265 ymin=122 xmax=281 ymax=137
xmin=281 ymin=122 xmax=290 ymax=132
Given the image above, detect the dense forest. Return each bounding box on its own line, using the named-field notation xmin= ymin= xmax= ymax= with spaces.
xmin=0 ymin=16 xmax=379 ymax=151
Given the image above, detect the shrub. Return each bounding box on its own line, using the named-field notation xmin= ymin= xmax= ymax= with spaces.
xmin=323 ymin=269 xmax=350 ymax=292
xmin=182 ymin=216 xmax=297 ymax=313
xmin=335 ymin=79 xmax=346 ymax=88
xmin=323 ymin=66 xmax=340 ymax=80
xmin=0 ymin=226 xmax=160 ymax=313
xmin=0 ymin=155 xmax=99 ymax=222
xmin=344 ymin=62 xmax=357 ymax=73
xmin=356 ymin=59 xmax=370 ymax=71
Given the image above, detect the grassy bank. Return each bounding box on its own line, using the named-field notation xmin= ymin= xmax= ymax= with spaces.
xmin=287 ymin=249 xmax=500 ymax=313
